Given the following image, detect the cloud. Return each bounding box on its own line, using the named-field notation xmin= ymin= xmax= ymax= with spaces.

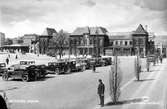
xmin=0 ymin=0 xmax=167 ymax=37
xmin=80 ymin=0 xmax=96 ymax=7
xmin=135 ymin=0 xmax=167 ymax=11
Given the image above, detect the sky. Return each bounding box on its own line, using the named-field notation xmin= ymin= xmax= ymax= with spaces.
xmin=0 ymin=0 xmax=167 ymax=38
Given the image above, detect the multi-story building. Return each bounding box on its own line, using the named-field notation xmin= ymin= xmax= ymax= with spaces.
xmin=105 ymin=24 xmax=149 ymax=56
xmin=22 ymin=34 xmax=38 ymax=53
xmin=39 ymin=28 xmax=57 ymax=54
xmin=0 ymin=32 xmax=5 ymax=47
xmin=69 ymin=27 xmax=109 ymax=57
xmin=154 ymin=35 xmax=167 ymax=57
xmin=132 ymin=24 xmax=149 ymax=56
xmin=106 ymin=32 xmax=133 ymax=56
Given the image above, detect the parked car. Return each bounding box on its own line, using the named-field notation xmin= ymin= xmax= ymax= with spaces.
xmin=147 ymin=55 xmax=156 ymax=63
xmin=47 ymin=61 xmax=67 ymax=74
xmin=47 ymin=59 xmax=86 ymax=74
xmin=101 ymin=56 xmax=112 ymax=66
xmin=0 ymin=63 xmax=7 ymax=75
xmin=2 ymin=60 xmax=47 ymax=82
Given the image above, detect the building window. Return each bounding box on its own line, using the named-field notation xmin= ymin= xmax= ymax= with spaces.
xmin=120 ymin=41 xmax=123 ymax=45
xmin=115 ymin=41 xmax=118 ymax=45
xmin=125 ymin=41 xmax=127 ymax=46
xmin=129 ymin=41 xmax=132 ymax=45
xmin=110 ymin=41 xmax=113 ymax=46
xmin=139 ymin=38 xmax=144 ymax=45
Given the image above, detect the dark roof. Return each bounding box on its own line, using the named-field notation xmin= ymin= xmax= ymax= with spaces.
xmin=133 ymin=24 xmax=148 ymax=35
xmin=71 ymin=27 xmax=108 ymax=36
xmin=41 ymin=28 xmax=57 ymax=36
xmin=108 ymin=32 xmax=132 ymax=40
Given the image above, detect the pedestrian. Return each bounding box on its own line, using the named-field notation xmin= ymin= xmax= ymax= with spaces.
xmin=92 ymin=63 xmax=96 ymax=72
xmin=97 ymin=79 xmax=105 ymax=107
xmin=15 ymin=55 xmax=18 ymax=59
xmin=6 ymin=58 xmax=9 ymax=65
xmin=0 ymin=94 xmax=8 ymax=109
xmin=159 ymin=55 xmax=163 ymax=63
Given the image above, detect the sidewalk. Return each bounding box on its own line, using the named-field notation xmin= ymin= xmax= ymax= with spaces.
xmin=95 ymin=60 xmax=164 ymax=109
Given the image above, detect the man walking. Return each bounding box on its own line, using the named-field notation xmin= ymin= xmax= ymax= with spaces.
xmin=6 ymin=58 xmax=9 ymax=65
xmin=97 ymin=79 xmax=105 ymax=107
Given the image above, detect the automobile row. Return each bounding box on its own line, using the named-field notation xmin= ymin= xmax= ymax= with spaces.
xmin=0 ymin=56 xmax=112 ymax=82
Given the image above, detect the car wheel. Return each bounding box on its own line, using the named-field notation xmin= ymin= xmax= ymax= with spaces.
xmin=66 ymin=68 xmax=71 ymax=74
xmin=2 ymin=73 xmax=9 ymax=81
xmin=22 ymin=75 xmax=29 ymax=82
xmin=82 ymin=66 xmax=86 ymax=71
xmin=55 ymin=68 xmax=59 ymax=75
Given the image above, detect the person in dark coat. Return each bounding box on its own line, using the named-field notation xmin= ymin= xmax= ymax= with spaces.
xmin=0 ymin=94 xmax=8 ymax=109
xmin=15 ymin=55 xmax=18 ymax=59
xmin=159 ymin=55 xmax=163 ymax=63
xmin=97 ymin=79 xmax=105 ymax=107
xmin=92 ymin=63 xmax=96 ymax=72
xmin=6 ymin=58 xmax=9 ymax=65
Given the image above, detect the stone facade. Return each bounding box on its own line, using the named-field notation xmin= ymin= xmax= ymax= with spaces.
xmin=69 ymin=27 xmax=109 ymax=57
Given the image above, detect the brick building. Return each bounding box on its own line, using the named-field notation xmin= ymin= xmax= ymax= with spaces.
xmin=39 ymin=28 xmax=57 ymax=54
xmin=69 ymin=27 xmax=109 ymax=57
xmin=132 ymin=24 xmax=149 ymax=56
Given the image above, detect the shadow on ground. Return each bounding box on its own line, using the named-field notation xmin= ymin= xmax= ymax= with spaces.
xmin=134 ymin=78 xmax=154 ymax=82
xmin=105 ymin=97 xmax=147 ymax=106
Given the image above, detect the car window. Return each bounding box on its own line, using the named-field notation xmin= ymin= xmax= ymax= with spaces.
xmin=0 ymin=63 xmax=6 ymax=67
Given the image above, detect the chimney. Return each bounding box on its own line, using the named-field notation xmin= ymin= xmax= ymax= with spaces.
xmin=145 ymin=25 xmax=148 ymax=32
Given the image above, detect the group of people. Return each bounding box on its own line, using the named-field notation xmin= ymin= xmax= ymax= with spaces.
xmin=5 ymin=54 xmax=18 ymax=65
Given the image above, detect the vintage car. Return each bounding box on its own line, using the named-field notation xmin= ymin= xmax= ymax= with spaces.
xmin=101 ymin=56 xmax=112 ymax=66
xmin=87 ymin=57 xmax=105 ymax=67
xmin=2 ymin=60 xmax=47 ymax=82
xmin=147 ymin=55 xmax=156 ymax=63
xmin=47 ymin=59 xmax=86 ymax=74
xmin=47 ymin=61 xmax=67 ymax=74
xmin=0 ymin=63 xmax=7 ymax=75
xmin=77 ymin=58 xmax=92 ymax=69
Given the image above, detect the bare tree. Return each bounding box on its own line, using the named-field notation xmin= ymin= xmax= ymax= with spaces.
xmin=146 ymin=57 xmax=150 ymax=72
xmin=109 ymin=55 xmax=122 ymax=103
xmin=48 ymin=30 xmax=69 ymax=59
xmin=134 ymin=55 xmax=141 ymax=81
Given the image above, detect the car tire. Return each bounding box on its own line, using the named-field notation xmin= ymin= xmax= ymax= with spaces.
xmin=2 ymin=73 xmax=9 ymax=81
xmin=82 ymin=66 xmax=86 ymax=71
xmin=22 ymin=75 xmax=29 ymax=82
xmin=66 ymin=68 xmax=71 ymax=74
xmin=55 ymin=68 xmax=59 ymax=75
xmin=102 ymin=63 xmax=105 ymax=66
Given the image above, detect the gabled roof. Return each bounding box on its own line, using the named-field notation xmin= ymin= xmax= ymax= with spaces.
xmin=42 ymin=28 xmax=57 ymax=36
xmin=71 ymin=27 xmax=108 ymax=36
xmin=133 ymin=24 xmax=148 ymax=35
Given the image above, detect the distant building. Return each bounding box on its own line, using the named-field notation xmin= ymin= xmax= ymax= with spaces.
xmin=22 ymin=34 xmax=38 ymax=46
xmin=154 ymin=35 xmax=167 ymax=57
xmin=106 ymin=32 xmax=133 ymax=56
xmin=132 ymin=24 xmax=149 ymax=56
xmin=0 ymin=32 xmax=5 ymax=47
xmin=22 ymin=34 xmax=38 ymax=53
xmin=105 ymin=24 xmax=149 ymax=56
xmin=70 ymin=27 xmax=109 ymax=57
xmin=39 ymin=28 xmax=57 ymax=54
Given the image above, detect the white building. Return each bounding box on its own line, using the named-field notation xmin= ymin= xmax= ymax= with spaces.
xmin=0 ymin=32 xmax=5 ymax=47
